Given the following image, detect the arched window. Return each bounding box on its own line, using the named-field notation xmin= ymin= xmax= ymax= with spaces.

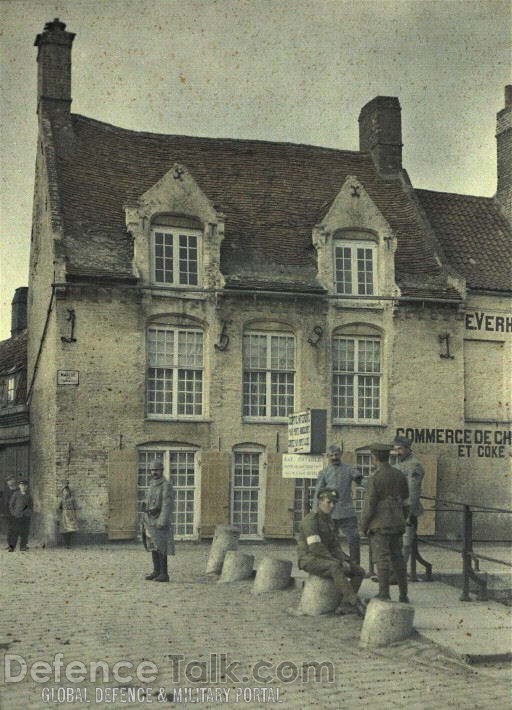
xmin=332 ymin=324 xmax=382 ymax=423
xmin=146 ymin=324 xmax=204 ymax=419
xmin=242 ymin=323 xmax=295 ymax=421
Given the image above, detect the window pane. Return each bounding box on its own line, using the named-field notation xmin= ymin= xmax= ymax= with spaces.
xmin=332 ymin=338 xmax=355 ymax=372
xmin=358 ymin=339 xmax=380 ymax=373
xmin=177 ymin=330 xmax=203 ymax=367
xmin=147 ymin=367 xmax=173 ymax=415
xmin=244 ymin=334 xmax=267 ymax=369
xmin=243 ymin=371 xmax=266 ymax=417
xmin=270 ymin=335 xmax=295 ymax=370
xmin=154 ymin=231 xmax=174 ymax=284
xmin=178 ymin=234 xmax=198 ymax=285
xmin=332 ymin=373 xmax=354 ymax=419
xmin=357 ymin=375 xmax=380 ymax=419
xmin=177 ymin=370 xmax=203 ymax=415
xmin=270 ymin=372 xmax=294 ymax=417
xmin=356 ymin=247 xmax=374 ymax=295
xmin=335 ymin=245 xmax=352 ymax=294
xmin=148 ymin=328 xmax=174 ymax=367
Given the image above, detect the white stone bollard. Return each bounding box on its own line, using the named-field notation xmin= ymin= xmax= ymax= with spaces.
xmin=298 ymin=575 xmax=342 ymax=615
xmin=253 ymin=557 xmax=293 ymax=594
xmin=359 ymin=599 xmax=415 ymax=648
xmin=219 ymin=551 xmax=255 ymax=583
xmin=206 ymin=525 xmax=240 ymax=574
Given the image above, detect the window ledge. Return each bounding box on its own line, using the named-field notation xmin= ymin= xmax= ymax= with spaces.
xmin=332 ymin=299 xmax=386 ymax=311
xmin=243 ymin=418 xmax=290 ymax=425
xmin=143 ymin=286 xmax=208 ymax=300
xmin=332 ymin=421 xmax=386 ymax=428
xmin=146 ymin=417 xmax=213 ymax=423
xmin=464 ymin=418 xmax=512 ymax=425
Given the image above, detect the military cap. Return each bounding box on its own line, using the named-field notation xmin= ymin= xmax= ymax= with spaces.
xmin=19 ymin=479 xmax=29 ymax=485
xmin=366 ymin=442 xmax=394 ymax=453
xmin=393 ymin=435 xmax=412 ymax=448
xmin=148 ymin=459 xmax=164 ymax=471
xmin=317 ymin=488 xmax=340 ymax=502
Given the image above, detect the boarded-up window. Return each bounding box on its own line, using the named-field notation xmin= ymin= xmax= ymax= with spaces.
xmin=464 ymin=340 xmax=504 ymax=420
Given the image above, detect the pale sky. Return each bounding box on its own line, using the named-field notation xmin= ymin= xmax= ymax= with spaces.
xmin=1 ymin=0 xmax=510 ymax=340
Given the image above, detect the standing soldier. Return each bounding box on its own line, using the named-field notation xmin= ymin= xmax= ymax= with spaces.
xmin=314 ymin=444 xmax=363 ymax=565
xmin=142 ymin=459 xmax=174 ymax=582
xmin=360 ymin=443 xmax=409 ymax=603
xmin=4 ymin=476 xmax=19 ymax=551
xmin=391 ymin=436 xmax=425 ymax=569
xmin=298 ymin=488 xmax=365 ymax=616
xmin=9 ymin=479 xmax=33 ymax=551
xmin=57 ymin=480 xmax=79 ymax=548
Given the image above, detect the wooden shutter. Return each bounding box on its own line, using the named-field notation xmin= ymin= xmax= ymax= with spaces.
xmin=200 ymin=451 xmax=230 ymax=538
xmin=263 ymin=453 xmax=295 ymax=538
xmin=107 ymin=449 xmax=138 ymax=540
xmin=418 ymin=453 xmax=437 ymax=535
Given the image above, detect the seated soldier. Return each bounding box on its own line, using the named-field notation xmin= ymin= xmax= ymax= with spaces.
xmin=297 ymin=488 xmax=366 ymax=616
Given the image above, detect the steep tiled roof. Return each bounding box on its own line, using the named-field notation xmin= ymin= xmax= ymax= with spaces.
xmin=416 ymin=189 xmax=512 ymax=292
xmin=0 ymin=331 xmax=27 ymax=405
xmin=49 ymin=115 xmax=462 ymax=299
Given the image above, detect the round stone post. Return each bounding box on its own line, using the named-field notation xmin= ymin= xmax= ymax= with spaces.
xmin=360 ymin=599 xmax=415 ymax=648
xmin=206 ymin=525 xmax=240 ymax=574
xmin=219 ymin=551 xmax=255 ymax=583
xmin=298 ymin=575 xmax=342 ymax=615
xmin=252 ymin=557 xmax=293 ymax=594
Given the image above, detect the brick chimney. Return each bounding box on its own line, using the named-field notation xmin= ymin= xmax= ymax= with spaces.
xmin=11 ymin=287 xmax=28 ymax=337
xmin=359 ymin=96 xmax=403 ymax=176
xmin=34 ymin=19 xmax=75 ymax=121
xmin=496 ymin=85 xmax=512 ymax=224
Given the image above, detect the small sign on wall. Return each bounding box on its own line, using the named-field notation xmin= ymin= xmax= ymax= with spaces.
xmin=288 ymin=409 xmax=327 ymax=454
xmin=57 ymin=370 xmax=79 ymax=386
xmin=282 ymin=453 xmax=324 ymax=479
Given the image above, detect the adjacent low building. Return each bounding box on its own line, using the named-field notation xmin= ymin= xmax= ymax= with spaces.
xmin=28 ymin=19 xmax=511 ymax=544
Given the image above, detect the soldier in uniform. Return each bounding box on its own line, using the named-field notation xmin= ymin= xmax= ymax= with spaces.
xmin=9 ymin=479 xmax=33 ymax=551
xmin=313 ymin=444 xmax=363 ymax=565
xmin=142 ymin=459 xmax=175 ymax=582
xmin=298 ymin=488 xmax=366 ymax=615
xmin=391 ymin=435 xmax=425 ymax=568
xmin=3 ymin=476 xmax=18 ymax=551
xmin=360 ymin=443 xmax=410 ymax=603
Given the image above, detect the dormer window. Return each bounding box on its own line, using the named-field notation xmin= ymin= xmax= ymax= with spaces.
xmin=151 ymin=226 xmax=201 ymax=287
xmin=334 ymin=240 xmax=377 ymax=296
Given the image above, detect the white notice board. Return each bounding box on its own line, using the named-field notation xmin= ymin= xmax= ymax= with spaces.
xmin=282 ymin=453 xmax=324 ymax=479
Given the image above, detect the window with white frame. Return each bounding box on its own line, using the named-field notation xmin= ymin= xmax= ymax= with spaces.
xmin=332 ymin=335 xmax=381 ymax=422
xmin=334 ymin=241 xmax=376 ymax=296
xmin=151 ymin=227 xmax=201 ymax=286
xmin=243 ymin=332 xmax=295 ymax=420
xmin=147 ymin=326 xmax=203 ymax=418
xmin=0 ymin=375 xmax=16 ymax=407
xmin=138 ymin=448 xmax=197 ymax=538
xmin=231 ymin=451 xmax=262 ymax=537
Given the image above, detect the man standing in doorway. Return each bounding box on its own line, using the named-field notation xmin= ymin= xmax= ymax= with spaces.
xmin=314 ymin=444 xmax=363 ymax=565
xmin=391 ymin=435 xmax=425 ymax=569
xmin=3 ymin=476 xmax=19 ymax=551
xmin=9 ymin=479 xmax=33 ymax=551
xmin=142 ymin=459 xmax=175 ymax=582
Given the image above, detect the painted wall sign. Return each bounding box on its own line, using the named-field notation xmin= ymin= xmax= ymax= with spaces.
xmin=282 ymin=453 xmax=324 ymax=479
xmin=288 ymin=409 xmax=327 ymax=454
xmin=396 ymin=427 xmax=511 ymax=458
xmin=465 ymin=312 xmax=512 ymax=333
xmin=57 ymin=370 xmax=79 ymax=385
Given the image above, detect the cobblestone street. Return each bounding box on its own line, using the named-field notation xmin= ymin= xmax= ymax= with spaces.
xmin=0 ymin=542 xmax=510 ymax=709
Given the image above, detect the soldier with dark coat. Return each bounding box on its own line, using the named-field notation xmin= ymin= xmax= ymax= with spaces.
xmin=3 ymin=476 xmax=19 ymax=551
xmin=142 ymin=459 xmax=175 ymax=582
xmin=360 ymin=443 xmax=410 ymax=603
xmin=391 ymin=435 xmax=425 ymax=567
xmin=9 ymin=479 xmax=33 ymax=551
xmin=298 ymin=488 xmax=365 ymax=616
xmin=57 ymin=481 xmax=79 ymax=548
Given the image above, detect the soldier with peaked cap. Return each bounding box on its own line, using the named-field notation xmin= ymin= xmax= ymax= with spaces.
xmin=142 ymin=459 xmax=175 ymax=582
xmin=298 ymin=488 xmax=365 ymax=616
xmin=313 ymin=443 xmax=363 ymax=566
xmin=391 ymin=435 xmax=425 ymax=569
xmin=360 ymin=443 xmax=410 ymax=603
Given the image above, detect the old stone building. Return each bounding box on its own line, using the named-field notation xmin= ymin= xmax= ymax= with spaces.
xmin=28 ymin=19 xmax=511 ymax=544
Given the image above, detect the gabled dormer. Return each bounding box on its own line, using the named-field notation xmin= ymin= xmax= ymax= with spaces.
xmin=313 ymin=176 xmax=399 ymax=304
xmin=125 ymin=163 xmax=225 ymax=292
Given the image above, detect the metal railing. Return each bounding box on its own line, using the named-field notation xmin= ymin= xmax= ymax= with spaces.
xmin=412 ymin=496 xmax=512 ymax=601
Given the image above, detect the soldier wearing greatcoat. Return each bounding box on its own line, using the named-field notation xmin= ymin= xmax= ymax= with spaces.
xmin=142 ymin=459 xmax=175 ymax=582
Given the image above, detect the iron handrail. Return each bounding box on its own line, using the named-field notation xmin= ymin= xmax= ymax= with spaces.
xmin=421 ymin=495 xmax=512 ymax=515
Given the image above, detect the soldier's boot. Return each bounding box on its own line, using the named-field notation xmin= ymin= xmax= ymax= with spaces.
xmin=145 ymin=551 xmax=160 ymax=580
xmin=349 ymin=540 xmax=361 ymax=567
xmin=154 ymin=553 xmax=169 ymax=582
xmin=375 ymin=566 xmax=391 ymax=600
